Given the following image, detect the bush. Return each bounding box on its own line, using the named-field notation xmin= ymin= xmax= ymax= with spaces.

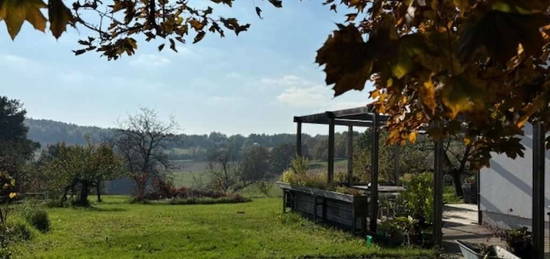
xmin=256 ymin=181 xmax=272 ymax=197
xmin=496 ymin=227 xmax=533 ymax=258
xmin=8 ymin=221 xmax=34 ymax=241
xmin=0 ymin=220 xmax=35 ymax=258
xmin=399 ymin=172 xmax=434 ymax=225
xmin=376 ymin=217 xmax=414 ymax=246
xmin=21 ymin=207 xmax=50 ymax=233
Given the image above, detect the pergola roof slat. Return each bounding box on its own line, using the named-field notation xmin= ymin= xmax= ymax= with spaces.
xmin=294 ymin=105 xmax=388 ymax=126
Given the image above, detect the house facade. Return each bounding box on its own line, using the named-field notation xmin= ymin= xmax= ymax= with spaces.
xmin=480 ymin=124 xmax=550 ymax=229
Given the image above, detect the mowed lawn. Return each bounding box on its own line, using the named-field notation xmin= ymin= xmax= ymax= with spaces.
xmin=11 ymin=196 xmax=434 ymax=258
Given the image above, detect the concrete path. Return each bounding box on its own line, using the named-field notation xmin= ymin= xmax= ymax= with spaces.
xmin=441 ymin=204 xmax=506 ymax=258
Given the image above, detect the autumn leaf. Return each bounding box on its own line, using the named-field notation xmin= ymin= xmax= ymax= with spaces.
xmin=193 ymin=31 xmax=205 ymax=43
xmin=420 ymin=80 xmax=436 ymax=115
xmin=316 ymin=24 xmax=372 ymax=96
xmin=48 ymin=0 xmax=74 ymax=39
xmin=268 ymin=0 xmax=282 ymax=8
xmin=0 ymin=0 xmax=47 ymax=39
xmin=255 ymin=7 xmax=262 ymax=19
xmin=408 ymin=132 xmax=417 ymax=143
xmin=459 ymin=10 xmax=550 ymax=63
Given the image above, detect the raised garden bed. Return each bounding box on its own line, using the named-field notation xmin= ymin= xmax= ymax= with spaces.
xmin=277 ymin=182 xmax=369 ymax=234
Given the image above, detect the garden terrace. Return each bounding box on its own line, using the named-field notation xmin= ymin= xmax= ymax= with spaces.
xmin=287 ymin=105 xmax=548 ymax=257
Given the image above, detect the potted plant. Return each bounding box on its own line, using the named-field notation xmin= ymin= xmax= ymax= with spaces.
xmin=462 ymin=175 xmax=477 ymax=204
xmin=456 ymin=240 xmax=519 ymax=259
xmin=495 ymin=227 xmax=533 ymax=259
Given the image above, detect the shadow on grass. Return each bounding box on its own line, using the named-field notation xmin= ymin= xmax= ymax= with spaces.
xmin=87 ymin=207 xmax=127 ymax=212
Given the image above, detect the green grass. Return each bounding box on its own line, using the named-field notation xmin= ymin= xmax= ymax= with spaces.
xmin=10 ymin=196 xmax=434 ymax=258
xmin=443 ymin=186 xmax=464 ymax=204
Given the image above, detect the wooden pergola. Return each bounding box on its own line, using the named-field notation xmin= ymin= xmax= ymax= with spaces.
xmin=294 ymin=106 xmax=547 ymax=256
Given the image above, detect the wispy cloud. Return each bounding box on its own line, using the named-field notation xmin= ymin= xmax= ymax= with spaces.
xmin=129 ymin=54 xmax=171 ymax=67
xmin=277 ymin=85 xmax=331 ymax=108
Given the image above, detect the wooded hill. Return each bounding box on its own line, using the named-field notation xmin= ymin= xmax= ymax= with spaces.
xmin=25 ymin=119 xmax=361 ymax=161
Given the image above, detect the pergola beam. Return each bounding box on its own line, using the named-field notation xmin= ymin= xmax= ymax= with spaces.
xmin=433 ymin=136 xmax=444 ymax=247
xmin=296 ymin=119 xmax=373 ymax=127
xmin=369 ymin=112 xmax=379 ymax=233
xmin=532 ymin=122 xmax=545 ymax=259
xmin=328 ymin=117 xmax=335 ymax=183
xmin=296 ymin=121 xmax=302 ymax=157
xmin=347 ymin=125 xmax=353 ymax=185
xmin=293 ymin=106 xmax=389 ymax=127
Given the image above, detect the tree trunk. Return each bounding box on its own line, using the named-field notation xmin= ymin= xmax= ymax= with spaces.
xmin=77 ymin=181 xmax=90 ymax=206
xmin=451 ymin=170 xmax=463 ymax=198
xmin=96 ymin=181 xmax=102 ymax=202
xmin=133 ymin=174 xmax=147 ymax=201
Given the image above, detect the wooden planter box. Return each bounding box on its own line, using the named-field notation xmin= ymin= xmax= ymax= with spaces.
xmin=277 ymin=182 xmax=369 ymax=234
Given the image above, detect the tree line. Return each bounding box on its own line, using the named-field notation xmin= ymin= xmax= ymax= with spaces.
xmin=26 ymin=118 xmax=364 ymax=162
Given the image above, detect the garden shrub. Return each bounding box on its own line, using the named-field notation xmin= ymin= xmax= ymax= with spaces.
xmin=496 ymin=227 xmax=533 ymax=258
xmin=376 ymin=216 xmax=414 ymax=246
xmin=143 ymin=175 xmax=250 ymax=204
xmin=7 ymin=221 xmax=34 ymax=241
xmin=400 ymin=172 xmax=434 ymax=225
xmin=256 ymin=181 xmax=272 ymax=197
xmin=21 ymin=206 xmax=50 ymax=232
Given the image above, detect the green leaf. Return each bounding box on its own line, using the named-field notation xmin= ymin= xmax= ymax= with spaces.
xmin=0 ymin=0 xmax=47 ymax=39
xmin=48 ymin=0 xmax=73 ymax=39
xmin=441 ymin=76 xmax=483 ymax=118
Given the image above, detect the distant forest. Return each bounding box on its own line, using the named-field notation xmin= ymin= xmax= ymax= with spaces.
xmin=25 ymin=119 xmax=363 ymax=161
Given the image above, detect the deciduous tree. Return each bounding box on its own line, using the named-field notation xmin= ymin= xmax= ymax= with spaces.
xmin=0 ymin=0 xmax=282 ymax=59
xmin=316 ymin=0 xmax=550 ymax=168
xmin=40 ymin=142 xmax=123 ymax=206
xmin=114 ymin=108 xmax=176 ymax=201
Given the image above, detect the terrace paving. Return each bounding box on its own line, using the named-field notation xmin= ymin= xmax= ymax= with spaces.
xmin=441 ymin=203 xmax=550 ymax=258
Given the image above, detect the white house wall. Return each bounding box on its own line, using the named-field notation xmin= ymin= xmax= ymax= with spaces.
xmin=480 ymin=124 xmax=550 ymax=229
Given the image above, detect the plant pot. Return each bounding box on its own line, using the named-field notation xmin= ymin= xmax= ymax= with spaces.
xmin=456 ymin=240 xmax=520 ymax=259
xmin=462 ymin=183 xmax=477 ymax=204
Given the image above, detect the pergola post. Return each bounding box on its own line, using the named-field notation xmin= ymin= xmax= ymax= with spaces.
xmin=532 ymin=122 xmax=545 ymax=259
xmin=328 ymin=116 xmax=335 ymax=183
xmin=296 ymin=120 xmax=302 ymax=157
xmin=433 ymin=137 xmax=444 ymax=247
xmin=347 ymin=125 xmax=354 ymax=185
xmin=369 ymin=112 xmax=379 ymax=233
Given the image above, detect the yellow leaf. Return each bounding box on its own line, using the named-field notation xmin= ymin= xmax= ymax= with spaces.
xmin=9 ymin=192 xmax=16 ymax=199
xmin=0 ymin=0 xmax=47 ymax=39
xmin=392 ymin=58 xmax=412 ymax=79
xmin=464 ymin=137 xmax=471 ymax=145
xmin=420 ymin=80 xmax=436 ymax=114
xmin=408 ymin=132 xmax=417 ymax=143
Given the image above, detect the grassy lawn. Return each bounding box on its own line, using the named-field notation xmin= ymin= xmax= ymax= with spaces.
xmin=443 ymin=186 xmax=464 ymax=204
xmin=11 ymin=196 xmax=434 ymax=258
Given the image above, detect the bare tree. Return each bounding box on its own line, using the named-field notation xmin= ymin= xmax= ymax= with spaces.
xmin=114 ymin=108 xmax=177 ymax=201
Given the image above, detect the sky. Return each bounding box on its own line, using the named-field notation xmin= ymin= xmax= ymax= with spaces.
xmin=0 ymin=0 xmax=373 ymax=135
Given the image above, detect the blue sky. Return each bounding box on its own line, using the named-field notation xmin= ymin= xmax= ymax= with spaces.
xmin=0 ymin=0 xmax=372 ymax=135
